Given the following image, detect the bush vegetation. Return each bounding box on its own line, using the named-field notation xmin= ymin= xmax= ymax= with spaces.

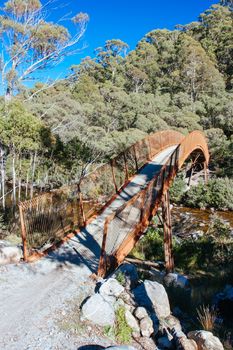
xmin=132 ymin=215 xmax=233 ymax=273
xmin=170 ymin=177 xmax=233 ymax=210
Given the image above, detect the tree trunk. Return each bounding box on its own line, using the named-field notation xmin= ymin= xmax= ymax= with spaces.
xmin=26 ymin=153 xmax=33 ymax=198
xmin=0 ymin=146 xmax=6 ymax=210
xmin=12 ymin=149 xmax=16 ymax=207
xmin=18 ymin=155 xmax=22 ymax=202
xmin=30 ymin=151 xmax=37 ymax=200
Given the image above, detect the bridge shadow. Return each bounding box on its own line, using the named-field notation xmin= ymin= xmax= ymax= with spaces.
xmin=118 ymin=163 xmax=163 ymax=202
xmin=46 ymin=227 xmax=101 ymax=273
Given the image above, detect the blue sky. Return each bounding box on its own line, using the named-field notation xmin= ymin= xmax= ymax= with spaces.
xmin=0 ymin=0 xmax=218 ymax=87
xmin=48 ymin=0 xmax=218 ymax=79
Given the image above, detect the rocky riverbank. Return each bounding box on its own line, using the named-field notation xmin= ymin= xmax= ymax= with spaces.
xmin=78 ymin=263 xmax=224 ymax=350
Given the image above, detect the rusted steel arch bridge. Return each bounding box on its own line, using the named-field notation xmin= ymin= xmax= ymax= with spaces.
xmin=19 ymin=130 xmax=209 ymax=276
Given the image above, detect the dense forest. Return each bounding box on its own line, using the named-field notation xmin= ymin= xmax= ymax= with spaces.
xmin=0 ymin=1 xmax=233 ymax=209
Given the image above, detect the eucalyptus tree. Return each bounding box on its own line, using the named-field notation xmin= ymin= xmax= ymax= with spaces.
xmin=0 ymin=101 xmax=43 ymax=206
xmin=95 ymin=39 xmax=129 ymax=82
xmin=0 ymin=0 xmax=89 ymax=99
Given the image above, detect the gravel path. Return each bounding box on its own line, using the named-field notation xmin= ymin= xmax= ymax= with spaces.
xmin=0 ymin=146 xmax=176 ymax=350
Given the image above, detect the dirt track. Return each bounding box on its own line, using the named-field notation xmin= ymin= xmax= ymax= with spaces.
xmin=0 ymin=147 xmax=176 ymax=350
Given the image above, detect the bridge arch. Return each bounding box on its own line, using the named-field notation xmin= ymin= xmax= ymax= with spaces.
xmin=97 ymin=130 xmax=210 ymax=277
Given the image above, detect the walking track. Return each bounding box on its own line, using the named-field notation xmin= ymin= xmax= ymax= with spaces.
xmin=0 ymin=146 xmax=176 ymax=350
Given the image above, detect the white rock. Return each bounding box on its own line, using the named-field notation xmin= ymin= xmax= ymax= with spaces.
xmin=164 ymin=273 xmax=190 ymax=289
xmin=140 ymin=316 xmax=154 ymax=337
xmin=99 ymin=278 xmax=124 ymax=298
xmin=134 ymin=306 xmax=148 ymax=320
xmin=125 ymin=310 xmax=140 ymax=333
xmin=0 ymin=245 xmax=22 ymax=265
xmin=114 ymin=298 xmax=125 ymax=310
xmin=188 ymin=330 xmax=224 ymax=350
xmin=82 ymin=294 xmax=115 ymax=326
xmin=133 ymin=280 xmax=170 ymax=318
xmin=161 ymin=314 xmax=182 ymax=332
xmin=172 ymin=329 xmax=198 ymax=350
xmin=101 ymin=294 xmax=116 ymax=304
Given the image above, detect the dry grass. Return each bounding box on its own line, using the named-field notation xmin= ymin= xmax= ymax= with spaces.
xmin=197 ymin=305 xmax=217 ymax=331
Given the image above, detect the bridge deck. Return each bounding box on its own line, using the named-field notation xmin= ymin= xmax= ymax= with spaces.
xmin=49 ymin=145 xmax=177 ymax=273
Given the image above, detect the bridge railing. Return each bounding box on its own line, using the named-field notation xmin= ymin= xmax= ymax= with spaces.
xmin=19 ymin=130 xmax=184 ymax=260
xmin=97 ymin=130 xmax=210 ymax=277
xmin=97 ymin=146 xmax=180 ymax=277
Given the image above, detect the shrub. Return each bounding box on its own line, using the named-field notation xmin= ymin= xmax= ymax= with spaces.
xmin=133 ymin=227 xmax=164 ymax=261
xmin=115 ymin=306 xmax=132 ymax=343
xmin=197 ymin=305 xmax=217 ymax=331
xmin=207 ymin=214 xmax=231 ymax=241
xmin=184 ymin=178 xmax=233 ymax=210
xmin=115 ymin=271 xmax=126 ymax=286
xmin=170 ymin=175 xmax=187 ymax=203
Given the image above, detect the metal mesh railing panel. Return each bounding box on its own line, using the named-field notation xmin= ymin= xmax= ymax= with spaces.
xmin=135 ymin=138 xmax=150 ymax=169
xmin=21 ymin=185 xmax=82 ymax=251
xmin=105 ymin=195 xmax=143 ymax=256
xmin=81 ymin=163 xmax=115 ymax=210
xmin=113 ymin=154 xmax=126 ymax=190
xmin=124 ymin=147 xmax=138 ymax=178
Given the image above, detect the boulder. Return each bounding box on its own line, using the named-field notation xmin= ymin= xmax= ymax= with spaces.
xmin=188 ymin=330 xmax=224 ymax=350
xmin=133 ymin=280 xmax=170 ymax=318
xmin=161 ymin=314 xmax=182 ymax=332
xmin=114 ymin=298 xmax=125 ymax=310
xmin=113 ymin=263 xmax=138 ymax=289
xmin=176 ymin=338 xmax=198 ymax=350
xmin=125 ymin=310 xmax=140 ymax=333
xmin=0 ymin=243 xmax=22 ymax=265
xmin=82 ymin=294 xmax=115 ymax=326
xmin=172 ymin=329 xmax=198 ymax=350
xmin=99 ymin=278 xmax=124 ymax=298
xmin=139 ymin=316 xmax=154 ymax=337
xmin=164 ymin=273 xmax=190 ymax=289
xmin=134 ymin=306 xmax=148 ymax=320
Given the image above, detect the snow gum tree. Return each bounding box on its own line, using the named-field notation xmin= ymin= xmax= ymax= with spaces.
xmin=0 ymin=0 xmax=89 ymax=98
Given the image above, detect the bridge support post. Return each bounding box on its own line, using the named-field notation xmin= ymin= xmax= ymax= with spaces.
xmin=77 ymin=184 xmax=86 ymax=226
xmin=161 ymin=190 xmax=174 ymax=273
xmin=204 ymin=161 xmax=208 ymax=184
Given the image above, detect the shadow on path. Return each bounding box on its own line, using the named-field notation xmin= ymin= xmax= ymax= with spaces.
xmin=77 ymin=346 xmax=105 ymax=350
xmin=46 ymin=228 xmax=101 ymax=272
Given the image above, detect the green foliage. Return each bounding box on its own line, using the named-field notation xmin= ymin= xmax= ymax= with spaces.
xmin=103 ymin=325 xmax=115 ymax=340
xmin=115 ymin=306 xmax=132 ymax=343
xmin=0 ymin=0 xmax=89 ymax=96
xmin=133 ymin=228 xmax=165 ymax=261
xmin=207 ymin=214 xmax=231 ymax=240
xmin=115 ymin=271 xmax=126 ymax=286
xmin=170 ymin=175 xmax=187 ymax=203
xmin=183 ymin=178 xmax=233 ymax=210
xmin=133 ymin=212 xmax=233 ymax=273
xmin=0 ymin=101 xmax=43 ymax=151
